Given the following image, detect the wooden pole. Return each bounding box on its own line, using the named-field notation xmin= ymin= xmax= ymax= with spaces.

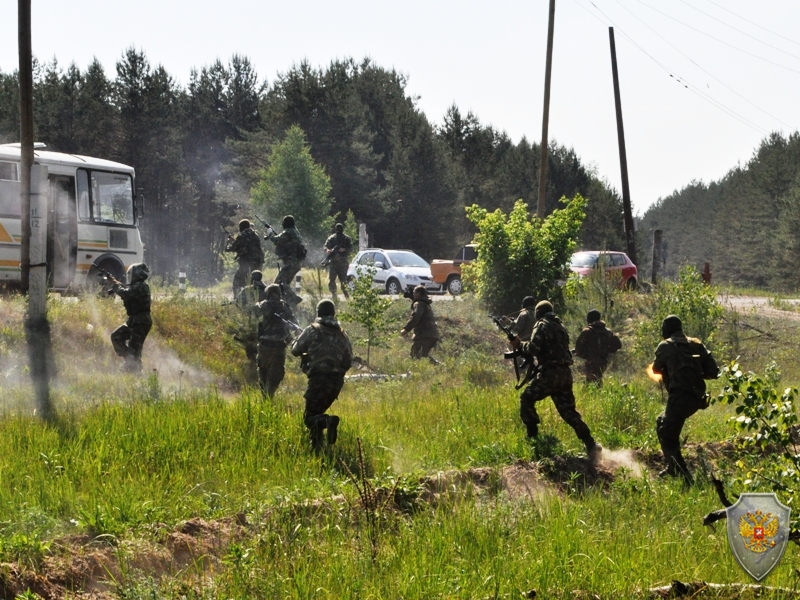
xmin=536 ymin=0 xmax=556 ymax=220
xmin=651 ymin=229 xmax=662 ymax=285
xmin=608 ymin=27 xmax=637 ymax=265
xmin=18 ymin=0 xmax=32 ymax=292
xmin=19 ymin=0 xmax=54 ymax=422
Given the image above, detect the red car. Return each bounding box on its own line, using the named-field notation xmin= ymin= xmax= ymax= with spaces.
xmin=569 ymin=251 xmax=638 ymax=289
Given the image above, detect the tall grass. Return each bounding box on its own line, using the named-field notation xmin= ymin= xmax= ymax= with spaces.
xmin=0 ymin=288 xmax=793 ymax=596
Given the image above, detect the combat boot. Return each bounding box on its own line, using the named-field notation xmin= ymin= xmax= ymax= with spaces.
xmin=326 ymin=415 xmax=340 ymax=445
xmin=309 ymin=419 xmax=325 ymax=451
xmin=586 ymin=441 xmax=603 ymax=464
xmin=525 ymin=424 xmax=539 ymax=439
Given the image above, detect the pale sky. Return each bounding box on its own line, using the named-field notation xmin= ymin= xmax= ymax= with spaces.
xmin=1 ymin=0 xmax=798 ymax=214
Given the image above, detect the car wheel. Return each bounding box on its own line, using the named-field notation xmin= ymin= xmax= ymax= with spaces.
xmin=346 ymin=275 xmax=356 ymax=291
xmin=446 ymin=275 xmax=462 ymax=296
xmin=386 ymin=278 xmax=401 ymax=295
xmin=625 ymin=277 xmax=637 ymax=291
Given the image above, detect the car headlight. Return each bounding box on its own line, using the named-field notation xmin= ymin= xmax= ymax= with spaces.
xmin=405 ymin=274 xmax=420 ymax=282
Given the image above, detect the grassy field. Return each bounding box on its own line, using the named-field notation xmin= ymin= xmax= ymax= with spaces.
xmin=0 ymin=284 xmax=797 ymax=598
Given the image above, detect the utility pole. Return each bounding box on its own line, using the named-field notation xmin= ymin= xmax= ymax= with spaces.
xmin=18 ymin=0 xmax=32 ymax=292
xmin=651 ymin=229 xmax=662 ymax=285
xmin=536 ymin=0 xmax=556 ymax=220
xmin=19 ymin=0 xmax=55 ymax=422
xmin=608 ymin=27 xmax=637 ymax=265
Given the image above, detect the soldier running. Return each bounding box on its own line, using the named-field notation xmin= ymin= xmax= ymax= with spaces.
xmin=574 ymin=309 xmax=622 ymax=385
xmin=225 ymin=219 xmax=264 ymax=297
xmin=255 ymin=283 xmax=299 ymax=398
xmin=323 ymin=223 xmax=353 ymax=300
xmin=266 ymin=215 xmax=304 ymax=305
xmin=110 ymin=263 xmax=152 ymax=373
xmin=291 ymin=300 xmax=353 ymax=450
xmin=509 ymin=300 xmax=602 ymax=462
xmin=400 ymin=285 xmax=440 ymax=364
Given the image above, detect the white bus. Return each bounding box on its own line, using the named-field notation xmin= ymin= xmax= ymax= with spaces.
xmin=0 ymin=143 xmax=144 ymax=290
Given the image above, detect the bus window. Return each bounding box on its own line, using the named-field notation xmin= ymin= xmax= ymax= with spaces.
xmin=91 ymin=172 xmax=134 ymax=225
xmin=77 ymin=170 xmax=91 ymax=221
xmin=0 ymin=161 xmax=18 ymax=181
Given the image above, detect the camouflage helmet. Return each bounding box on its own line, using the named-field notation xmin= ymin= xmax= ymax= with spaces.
xmin=661 ymin=314 xmax=682 ymax=339
xmin=335 ymin=223 xmax=344 ymax=232
xmin=127 ymin=262 xmax=150 ymax=283
xmin=522 ymin=296 xmax=536 ymax=308
xmin=534 ymin=300 xmax=553 ymax=320
xmin=250 ymin=270 xmax=263 ymax=282
xmin=238 ymin=218 xmax=251 ymax=232
xmin=317 ymin=299 xmax=336 ymax=317
xmin=282 ymin=215 xmax=295 ymax=228
xmin=265 ymin=283 xmax=281 ymax=300
xmin=587 ymin=309 xmax=601 ymax=324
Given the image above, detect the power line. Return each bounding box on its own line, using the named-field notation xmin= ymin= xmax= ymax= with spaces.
xmin=702 ymin=0 xmax=800 ymax=49
xmin=636 ymin=0 xmax=800 ymax=76
xmin=613 ymin=0 xmax=794 ymax=130
xmin=572 ymin=0 xmax=771 ymax=135
xmin=677 ymin=0 xmax=800 ymax=62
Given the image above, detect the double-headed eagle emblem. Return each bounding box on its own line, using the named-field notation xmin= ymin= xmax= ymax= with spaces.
xmin=738 ymin=509 xmax=779 ymax=553
xmin=726 ymin=493 xmax=791 ymax=581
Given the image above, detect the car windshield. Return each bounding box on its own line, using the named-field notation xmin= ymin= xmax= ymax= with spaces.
xmin=387 ymin=251 xmax=428 ymax=268
xmin=570 ymin=252 xmax=598 ymax=268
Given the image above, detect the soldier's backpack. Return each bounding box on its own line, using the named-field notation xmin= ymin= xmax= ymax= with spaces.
xmin=668 ymin=339 xmax=708 ymax=404
xmin=305 ymin=322 xmax=351 ymax=374
xmin=296 ymin=241 xmax=308 ymax=261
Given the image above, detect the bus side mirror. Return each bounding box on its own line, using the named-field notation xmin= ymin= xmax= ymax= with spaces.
xmin=135 ymin=190 xmax=145 ymax=219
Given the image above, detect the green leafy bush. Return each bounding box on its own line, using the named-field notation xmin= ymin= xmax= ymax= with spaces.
xmin=464 ymin=196 xmax=586 ymax=315
xmin=633 ymin=265 xmax=723 ymax=359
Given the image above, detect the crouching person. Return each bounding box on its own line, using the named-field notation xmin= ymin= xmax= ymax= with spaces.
xmin=291 ymin=300 xmax=353 ymax=450
xmin=110 ymin=263 xmax=152 ymax=372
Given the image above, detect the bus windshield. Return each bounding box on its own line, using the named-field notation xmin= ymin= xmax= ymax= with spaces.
xmin=91 ymin=172 xmax=134 ymax=225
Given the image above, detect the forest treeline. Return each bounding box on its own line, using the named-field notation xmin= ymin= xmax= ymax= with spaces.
xmin=639 ymin=131 xmax=800 ymax=291
xmin=0 ymin=50 xmax=626 ymax=284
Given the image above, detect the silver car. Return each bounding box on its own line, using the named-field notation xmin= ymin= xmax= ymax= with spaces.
xmin=347 ymin=249 xmax=442 ymax=295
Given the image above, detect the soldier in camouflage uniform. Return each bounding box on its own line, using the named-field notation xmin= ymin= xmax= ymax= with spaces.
xmin=652 ymin=315 xmax=719 ymax=484
xmin=574 ymin=309 xmax=622 ymax=385
xmin=323 ymin=223 xmax=353 ymax=300
xmin=400 ymin=285 xmax=440 ymax=364
xmin=255 ymin=284 xmax=299 ymax=398
xmin=225 ymin=219 xmax=264 ymax=298
xmin=110 ymin=263 xmax=152 ymax=373
xmin=502 ymin=296 xmax=537 ymax=342
xmin=236 ymin=270 xmax=267 ymax=307
xmin=266 ymin=215 xmax=304 ymax=305
xmin=291 ymin=299 xmax=353 ymax=449
xmin=510 ymin=300 xmax=602 ymax=462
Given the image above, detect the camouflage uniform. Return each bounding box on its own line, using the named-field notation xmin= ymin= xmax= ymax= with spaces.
xmin=574 ymin=320 xmax=622 ymax=384
xmin=110 ymin=263 xmax=152 ymax=372
xmin=402 ymin=296 xmax=440 ymax=361
xmin=324 ymin=230 xmax=353 ymax=298
xmin=652 ymin=318 xmax=718 ymax=483
xmin=255 ymin=290 xmax=298 ymax=398
xmin=510 ymin=308 xmax=536 ymax=342
xmin=291 ymin=310 xmax=352 ymax=448
xmin=518 ymin=308 xmax=599 ymax=456
xmin=268 ymin=226 xmax=303 ymax=305
xmin=226 ymin=226 xmax=264 ymax=297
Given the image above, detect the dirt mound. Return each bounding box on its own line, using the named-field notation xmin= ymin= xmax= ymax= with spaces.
xmin=0 ymin=517 xmax=247 ymax=600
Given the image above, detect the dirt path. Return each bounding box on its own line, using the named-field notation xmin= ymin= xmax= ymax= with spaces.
xmin=719 ymin=294 xmax=800 ymax=322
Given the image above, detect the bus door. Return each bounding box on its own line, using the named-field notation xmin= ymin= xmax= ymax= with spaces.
xmin=47 ymin=175 xmax=77 ymax=289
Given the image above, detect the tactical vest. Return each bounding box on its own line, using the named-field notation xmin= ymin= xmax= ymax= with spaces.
xmin=305 ymin=322 xmax=352 ymax=375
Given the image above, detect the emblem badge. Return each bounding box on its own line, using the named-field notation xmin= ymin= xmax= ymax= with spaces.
xmin=726 ymin=493 xmax=791 ymax=581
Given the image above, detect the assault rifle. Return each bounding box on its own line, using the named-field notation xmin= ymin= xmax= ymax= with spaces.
xmin=220 ymin=224 xmax=234 ymax=239
xmin=273 ymin=313 xmax=303 ymax=335
xmin=95 ymin=265 xmax=121 ymax=286
xmin=492 ymin=316 xmax=537 ymax=389
xmin=253 ymin=214 xmax=277 ymax=239
xmin=320 ymin=241 xmax=343 ymax=267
